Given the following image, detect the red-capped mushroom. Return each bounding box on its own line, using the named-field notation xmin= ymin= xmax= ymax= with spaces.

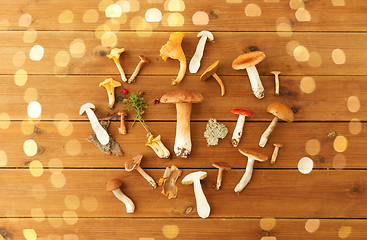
xmin=231 ymin=109 xmax=253 ymax=147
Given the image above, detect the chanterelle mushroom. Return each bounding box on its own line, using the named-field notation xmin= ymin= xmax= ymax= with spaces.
xmin=125 ymin=154 xmax=157 ymax=188
xmin=160 ymin=32 xmax=186 ymax=86
xmin=200 ymin=60 xmax=225 ymax=96
xmin=107 ymin=48 xmax=127 ymax=82
xmin=160 ymin=90 xmax=204 ymax=158
xmin=106 ymin=179 xmax=135 ymax=213
xmin=259 ymin=102 xmax=294 ymax=147
xmin=99 ymin=78 xmax=121 ymax=108
xmin=231 ymin=109 xmax=253 ymax=147
xmin=145 ymin=134 xmax=171 ymax=159
xmin=234 ymin=148 xmax=268 ymax=193
xmin=232 ymin=51 xmax=266 ymax=99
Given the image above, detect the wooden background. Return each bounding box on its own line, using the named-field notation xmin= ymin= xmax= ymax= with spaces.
xmin=1 ymin=0 xmax=366 ymax=239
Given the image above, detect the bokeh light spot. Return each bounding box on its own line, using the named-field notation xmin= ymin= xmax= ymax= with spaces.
xmin=116 ymin=0 xmax=131 ymax=12
xmin=29 ymin=160 xmax=44 ymax=177
xmin=300 ymin=76 xmax=316 ymax=94
xmin=83 ymin=9 xmax=99 ymax=22
xmin=294 ymin=46 xmax=309 ymax=62
xmin=338 ymin=226 xmax=352 ymax=239
xmin=70 ymin=39 xmax=86 ymax=58
xmin=145 ymin=8 xmax=162 ymax=22
xmin=24 ymin=139 xmax=38 ymax=156
xmin=226 ymin=0 xmax=242 ymax=2
xmin=332 ymin=0 xmax=345 ymax=6
xmin=295 ymin=8 xmax=311 ymax=21
xmin=105 ymin=4 xmax=122 ymax=17
xmin=23 ymin=229 xmax=37 ymax=240
xmin=51 ymin=172 xmax=66 ymax=188
xmin=49 ymin=158 xmax=63 ymax=173
xmin=333 ymin=136 xmax=348 ymax=153
xmin=23 ymin=29 xmax=37 ymax=43
xmin=32 ymin=184 xmax=46 ymax=200
xmin=305 ymin=139 xmax=320 ymax=156
xmin=105 ymin=19 xmax=120 ymax=32
xmin=31 ymin=208 xmax=45 ymax=222
xmin=126 ymin=0 xmax=140 ymax=12
xmin=0 ymin=150 xmax=8 ymax=166
xmin=305 ymin=219 xmax=320 ymax=233
xmin=24 ymin=88 xmax=38 ymax=103
xmin=276 ymin=18 xmax=293 ymax=37
xmin=162 ymin=225 xmax=179 ymax=239
xmin=30 ymin=45 xmax=44 ymax=61
xmin=289 ymin=0 xmax=304 ymax=9
xmin=349 ymin=118 xmax=362 ymax=135
xmin=64 ymin=234 xmax=79 ymax=240
xmin=260 ymin=217 xmax=276 ymax=231
xmin=347 ymin=96 xmax=360 ymax=113
xmin=82 ymin=197 xmax=99 ymax=212
xmin=27 ymin=101 xmax=42 ymax=118
xmin=298 ymin=157 xmax=314 ymax=174
xmin=286 ymin=40 xmax=300 ymax=56
xmin=63 ymin=211 xmax=78 ymax=225
xmin=0 ymin=19 xmax=10 ymax=31
xmin=245 ymin=4 xmax=262 ymax=17
xmin=14 ymin=69 xmax=28 ymax=86
xmin=166 ymin=13 xmax=184 ymax=27
xmin=192 ymin=11 xmax=209 ymax=25
xmin=0 ymin=113 xmax=10 ymax=130
xmin=333 ymin=154 xmax=346 ymax=170
xmin=19 ymin=13 xmax=32 ymax=27
xmin=13 ymin=51 xmax=26 ymax=67
xmin=55 ymin=51 xmax=70 ymax=67
xmin=65 ymin=195 xmax=80 ymax=210
xmin=48 ymin=214 xmax=63 ymax=228
xmin=332 ymin=49 xmax=346 ymax=64
xmin=99 ymin=0 xmax=114 ymax=11
xmin=65 ymin=139 xmax=81 ymax=156
xmin=308 ymin=52 xmax=322 ymax=68
xmin=59 ymin=10 xmax=74 ymax=23
xmin=101 ymin=31 xmax=117 ymax=47
xmin=165 ymin=0 xmax=185 ymax=11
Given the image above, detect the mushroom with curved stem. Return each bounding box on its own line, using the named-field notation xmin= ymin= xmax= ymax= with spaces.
xmin=231 ymin=109 xmax=253 ymax=147
xmin=79 ymin=103 xmax=109 ymax=145
xmin=271 ymin=71 xmax=281 ymax=96
xmin=234 ymin=148 xmax=268 ymax=194
xmin=145 ymin=134 xmax=171 ymax=159
xmin=271 ymin=143 xmax=283 ymax=164
xmin=189 ymin=30 xmax=214 ymax=73
xmin=160 ymin=32 xmax=186 ymax=86
xmin=232 ymin=51 xmax=266 ymax=99
xmin=259 ymin=102 xmax=294 ymax=148
xmin=107 ymin=48 xmax=127 ymax=82
xmin=99 ymin=78 xmax=121 ymax=109
xmin=125 ymin=154 xmax=157 ymax=188
xmin=106 ymin=179 xmax=135 ymax=213
xmin=212 ymin=162 xmax=231 ymax=190
xmin=160 ymin=90 xmax=204 ymax=158
xmin=182 ymin=171 xmax=210 ymax=219
xmin=128 ymin=55 xmax=150 ymax=83
xmin=117 ymin=111 xmax=127 ymax=135
xmin=200 ymin=60 xmax=225 ymax=96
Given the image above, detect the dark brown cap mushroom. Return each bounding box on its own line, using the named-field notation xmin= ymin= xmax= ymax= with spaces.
xmin=106 ymin=179 xmax=135 ymax=213
xmin=106 ymin=178 xmax=123 ymax=191
xmin=267 ymin=102 xmax=294 ymax=123
xmin=125 ymin=154 xmax=157 ymax=188
xmin=200 ymin=60 xmax=225 ymax=96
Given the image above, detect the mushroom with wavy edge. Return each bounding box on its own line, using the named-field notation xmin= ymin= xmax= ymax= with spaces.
xmin=99 ymin=78 xmax=121 ymax=108
xmin=107 ymin=48 xmax=127 ymax=82
xmin=106 ymin=179 xmax=135 ymax=213
xmin=234 ymin=148 xmax=268 ymax=194
xmin=158 ymin=165 xmax=182 ymax=199
xmin=125 ymin=154 xmax=157 ymax=188
xmin=271 ymin=142 xmax=283 ymax=164
xmin=259 ymin=102 xmax=294 ymax=148
xmin=145 ymin=134 xmax=171 ymax=159
xmin=231 ymin=109 xmax=253 ymax=147
xmin=160 ymin=90 xmax=204 ymax=158
xmin=200 ymin=60 xmax=225 ymax=96
xmin=212 ymin=162 xmax=231 ymax=190
xmin=160 ymin=32 xmax=186 ymax=86
xmin=232 ymin=51 xmax=266 ymax=99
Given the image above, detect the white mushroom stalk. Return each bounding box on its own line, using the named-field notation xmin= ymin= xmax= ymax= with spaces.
xmin=246 ymin=65 xmax=265 ymax=99
xmin=231 ymin=109 xmax=253 ymax=147
xmin=107 ymin=48 xmax=127 ymax=82
xmin=259 ymin=116 xmax=278 ymax=148
xmin=271 ymin=71 xmax=281 ymax=96
xmin=112 ymin=188 xmax=135 ymax=213
xmin=189 ymin=30 xmax=214 ymax=73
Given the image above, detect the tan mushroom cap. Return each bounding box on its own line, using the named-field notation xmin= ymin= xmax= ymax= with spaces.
xmin=267 ymin=102 xmax=294 ymax=123
xmin=200 ymin=60 xmax=220 ymax=82
xmin=160 ymin=90 xmax=204 ymax=104
xmin=99 ymin=78 xmax=122 ymax=88
xmin=238 ymin=148 xmax=268 ymax=162
xmin=106 ymin=179 xmax=123 ymax=191
xmin=232 ymin=51 xmax=265 ymax=70
xmin=212 ymin=162 xmax=231 ymax=171
xmin=125 ymin=154 xmax=143 ymax=171
xmin=273 ymin=142 xmax=283 ymax=148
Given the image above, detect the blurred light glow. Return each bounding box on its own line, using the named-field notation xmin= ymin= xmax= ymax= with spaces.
xmin=70 ymin=39 xmax=86 ymax=58
xmin=59 ymin=10 xmax=74 ymax=23
xmin=165 ymin=0 xmax=185 ymax=11
xmin=162 ymin=225 xmax=180 ymax=239
xmin=24 ymin=87 xmax=38 ymax=103
xmin=145 ymin=8 xmax=162 ymax=22
xmin=333 ymin=136 xmax=348 ymax=153
xmin=0 ymin=150 xmax=7 ymax=166
xmin=105 ymin=4 xmax=122 ymax=17
xmin=63 ymin=211 xmax=78 ymax=225
xmin=55 ymin=51 xmax=70 ymax=67
xmin=0 ymin=113 xmax=10 ymax=130
xmin=286 ymin=41 xmax=300 ymax=56
xmin=294 ymin=46 xmax=309 ymax=62
xmin=49 ymin=158 xmax=64 ymax=173
xmin=23 ymin=229 xmax=37 ymax=240
xmin=347 ymin=96 xmax=360 ymax=113
xmin=83 ymin=9 xmax=99 ymax=22
xmin=14 ymin=69 xmax=28 ymax=86
xmin=338 ymin=226 xmax=352 ymax=239
xmin=245 ymin=4 xmax=262 ymax=17
xmin=349 ymin=118 xmax=362 ymax=135
xmin=289 ymin=0 xmax=304 ymax=9
xmin=305 ymin=219 xmax=320 ymax=233
xmin=298 ymin=157 xmax=314 ymax=174
xmin=29 ymin=160 xmax=44 ymax=177
xmin=24 ymin=139 xmax=38 ymax=156
xmin=300 ymin=76 xmax=316 ymax=94
xmin=332 ymin=0 xmax=345 ymax=6
xmin=31 ymin=208 xmax=45 ymax=222
xmin=333 ymin=154 xmax=346 ymax=170
xmin=13 ymin=51 xmax=26 ymax=67
xmin=101 ymin=31 xmax=117 ymax=47
xmin=82 ymin=197 xmax=99 ymax=212
xmin=30 ymin=45 xmax=44 ymax=61
xmin=65 ymin=195 xmax=80 ymax=210
xmin=305 ymin=139 xmax=320 ymax=156
xmin=27 ymin=101 xmax=42 ymax=118
xmin=51 ymin=172 xmax=66 ymax=188
xmin=295 ymin=8 xmax=311 ymax=21
xmin=308 ymin=52 xmax=322 ymax=68
xmin=23 ymin=29 xmax=37 ymax=43
xmin=260 ymin=217 xmax=276 ymax=231
xmin=65 ymin=139 xmax=81 ymax=156
xmin=332 ymin=49 xmax=346 ymax=64
xmin=19 ymin=13 xmax=32 ymax=27
xmin=192 ymin=11 xmax=209 ymax=25
xmin=0 ymin=19 xmax=10 ymax=31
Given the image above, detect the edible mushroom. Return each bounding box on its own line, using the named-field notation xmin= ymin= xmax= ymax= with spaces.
xmin=200 ymin=60 xmax=225 ymax=96
xmin=125 ymin=154 xmax=157 ymax=188
xmin=160 ymin=90 xmax=204 ymax=158
xmin=182 ymin=171 xmax=210 ymax=219
xmin=189 ymin=30 xmax=214 ymax=73
xmin=271 ymin=142 xmax=283 ymax=164
xmin=259 ymin=102 xmax=294 ymax=147
xmin=106 ymin=179 xmax=135 ymax=213
xmin=79 ymin=103 xmax=109 ymax=145
xmin=234 ymin=148 xmax=268 ymax=193
xmin=145 ymin=134 xmax=171 ymax=159
xmin=212 ymin=162 xmax=231 ymax=190
xmin=232 ymin=51 xmax=266 ymax=99
xmin=99 ymin=78 xmax=121 ymax=108
xmin=270 ymin=71 xmax=281 ymax=96
xmin=160 ymin=32 xmax=186 ymax=86
xmin=117 ymin=111 xmax=128 ymax=135
xmin=107 ymin=48 xmax=127 ymax=82
xmin=128 ymin=55 xmax=150 ymax=83
xmin=231 ymin=109 xmax=253 ymax=147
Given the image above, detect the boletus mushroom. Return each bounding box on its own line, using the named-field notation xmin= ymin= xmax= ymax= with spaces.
xmin=160 ymin=90 xmax=204 ymax=158
xmin=125 ymin=154 xmax=157 ymax=188
xmin=106 ymin=179 xmax=135 ymax=213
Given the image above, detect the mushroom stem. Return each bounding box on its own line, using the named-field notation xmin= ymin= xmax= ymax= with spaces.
xmin=136 ymin=166 xmax=157 ymax=188
xmin=172 ymin=60 xmax=187 ymax=86
xmin=118 ymin=112 xmax=127 ymax=135
xmin=246 ymin=65 xmax=265 ymax=100
xmin=212 ymin=73 xmax=225 ymax=96
xmin=113 ymin=59 xmax=127 ymax=82
xmin=215 ymin=169 xmax=224 ymax=190
xmin=175 ymin=102 xmax=192 ymax=158
xmin=128 ymin=55 xmax=150 ymax=83
xmin=234 ymin=156 xmax=255 ymax=193
xmin=271 ymin=146 xmax=280 ymax=164
xmin=259 ymin=117 xmax=279 ymax=147
xmin=231 ymin=114 xmax=246 ymax=147
xmin=192 ymin=177 xmax=210 ymax=218
xmin=112 ymin=188 xmax=135 ymax=213
xmin=271 ymin=71 xmax=281 ymax=96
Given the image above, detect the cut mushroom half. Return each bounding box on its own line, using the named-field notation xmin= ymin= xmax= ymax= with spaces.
xmin=106 ymin=179 xmax=135 ymax=213
xmin=200 ymin=60 xmax=225 ymax=96
xmin=125 ymin=154 xmax=157 ymax=188
xmin=231 ymin=108 xmax=253 ymax=147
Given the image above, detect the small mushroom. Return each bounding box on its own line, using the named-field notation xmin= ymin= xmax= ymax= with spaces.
xmin=107 ymin=48 xmax=127 ymax=82
xmin=182 ymin=171 xmax=210 ymax=219
xmin=159 ymin=165 xmax=182 ymax=199
xmin=189 ymin=30 xmax=214 ymax=73
xmin=259 ymin=102 xmax=294 ymax=147
xmin=271 ymin=143 xmax=283 ymax=164
xmin=118 ymin=111 xmax=128 ymax=135
xmin=200 ymin=60 xmax=225 ymax=96
xmin=79 ymin=103 xmax=109 ymax=145
xmin=106 ymin=179 xmax=135 ymax=213
xmin=145 ymin=134 xmax=171 ymax=159
xmin=125 ymin=154 xmax=157 ymax=188
xmin=212 ymin=162 xmax=231 ymax=190
xmin=231 ymin=109 xmax=253 ymax=147
xmin=232 ymin=51 xmax=266 ymax=99
xmin=271 ymin=71 xmax=281 ymax=96
xmin=128 ymin=55 xmax=150 ymax=84
xmin=99 ymin=78 xmax=121 ymax=108
xmin=234 ymin=148 xmax=268 ymax=193
xmin=160 ymin=90 xmax=204 ymax=158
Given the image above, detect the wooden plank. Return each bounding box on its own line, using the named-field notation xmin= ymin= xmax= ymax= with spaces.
xmin=1 ymin=0 xmax=367 ymax=32
xmin=1 ymin=169 xmax=367 ymax=219
xmin=0 ymin=121 xmax=361 ymax=169
xmin=2 ymin=31 xmax=367 ymax=75
xmin=1 ymin=218 xmax=366 ymax=240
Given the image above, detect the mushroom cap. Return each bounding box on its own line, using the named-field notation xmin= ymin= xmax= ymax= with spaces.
xmin=106 ymin=178 xmax=122 ymax=191
xmin=200 ymin=60 xmax=220 ymax=82
xmin=125 ymin=154 xmax=143 ymax=171
xmin=197 ymin=30 xmax=214 ymax=41
xmin=238 ymin=148 xmax=268 ymax=162
xmin=273 ymin=142 xmax=283 ymax=148
xmin=232 ymin=51 xmax=265 ymax=70
xmin=99 ymin=78 xmax=121 ymax=88
xmin=182 ymin=171 xmax=207 ymax=185
xmin=139 ymin=55 xmax=150 ymax=63
xmin=79 ymin=103 xmax=95 ymax=115
xmin=107 ymin=48 xmax=125 ymax=60
xmin=267 ymin=102 xmax=294 ymax=123
xmin=159 ymin=32 xmax=185 ymax=61
xmin=212 ymin=162 xmax=231 ymax=171
xmin=231 ymin=108 xmax=253 ymax=117
xmin=160 ymin=90 xmax=204 ymax=104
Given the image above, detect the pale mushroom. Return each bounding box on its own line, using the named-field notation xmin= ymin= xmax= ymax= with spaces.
xmin=212 ymin=162 xmax=231 ymax=190
xmin=234 ymin=148 xmax=268 ymax=193
xmin=189 ymin=30 xmax=214 ymax=73
xmin=160 ymin=90 xmax=204 ymax=158
xmin=200 ymin=60 xmax=225 ymax=96
xmin=106 ymin=179 xmax=135 ymax=213
xmin=232 ymin=51 xmax=266 ymax=99
xmin=117 ymin=111 xmax=128 ymax=135
xmin=128 ymin=55 xmax=150 ymax=83
xmin=271 ymin=143 xmax=283 ymax=164
xmin=99 ymin=78 xmax=121 ymax=108
xmin=107 ymin=48 xmax=127 ymax=82
xmin=271 ymin=71 xmax=281 ymax=96
xmin=125 ymin=154 xmax=157 ymax=188
xmin=231 ymin=109 xmax=253 ymax=147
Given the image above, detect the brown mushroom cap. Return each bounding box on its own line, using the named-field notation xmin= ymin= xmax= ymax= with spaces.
xmin=125 ymin=154 xmax=143 ymax=171
xmin=267 ymin=102 xmax=294 ymax=123
xmin=212 ymin=162 xmax=231 ymax=171
xmin=273 ymin=142 xmax=283 ymax=148
xmin=232 ymin=51 xmax=265 ymax=70
xmin=106 ymin=179 xmax=123 ymax=191
xmin=139 ymin=55 xmax=150 ymax=64
xmin=238 ymin=148 xmax=268 ymax=162
xmin=200 ymin=60 xmax=220 ymax=82
xmin=160 ymin=90 xmax=204 ymax=104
